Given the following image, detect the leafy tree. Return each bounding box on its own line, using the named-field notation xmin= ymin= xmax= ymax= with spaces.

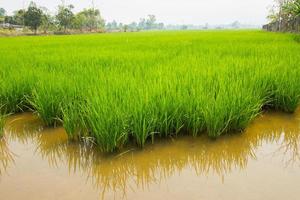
xmin=283 ymin=0 xmax=300 ymax=18
xmin=56 ymin=4 xmax=74 ymax=32
xmin=79 ymin=8 xmax=104 ymax=31
xmin=123 ymin=24 xmax=128 ymax=32
xmin=71 ymin=8 xmax=105 ymax=32
xmin=231 ymin=21 xmax=241 ymax=29
xmin=72 ymin=12 xmax=86 ymax=31
xmin=138 ymin=18 xmax=146 ymax=30
xmin=40 ymin=7 xmax=54 ymax=34
xmin=146 ymin=15 xmax=156 ymax=29
xmin=128 ymin=22 xmax=137 ymax=31
xmin=157 ymin=22 xmax=164 ymax=30
xmin=106 ymin=20 xmax=119 ymax=31
xmin=118 ymin=22 xmax=123 ymax=31
xmin=267 ymin=6 xmax=279 ymax=22
xmin=269 ymin=0 xmax=300 ymax=23
xmin=106 ymin=22 xmax=112 ymax=30
xmin=0 ymin=8 xmax=6 ymax=17
xmin=4 ymin=16 xmax=13 ymax=24
xmin=24 ymin=2 xmax=43 ymax=34
xmin=181 ymin=25 xmax=188 ymax=30
xmin=295 ymin=0 xmax=300 ymax=16
xmin=111 ymin=20 xmax=118 ymax=29
xmin=0 ymin=8 xmax=5 ymax=24
xmin=12 ymin=9 xmax=26 ymax=25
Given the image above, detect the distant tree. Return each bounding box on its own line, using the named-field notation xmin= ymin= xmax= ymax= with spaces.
xmin=128 ymin=22 xmax=137 ymax=31
xmin=157 ymin=22 xmax=164 ymax=30
xmin=105 ymin=20 xmax=119 ymax=31
xmin=0 ymin=8 xmax=5 ymax=24
xmin=4 ymin=16 xmax=13 ymax=24
xmin=56 ymin=4 xmax=74 ymax=32
xmin=283 ymin=0 xmax=300 ymax=18
xmin=111 ymin=20 xmax=118 ymax=29
xmin=12 ymin=9 xmax=26 ymax=25
xmin=78 ymin=8 xmax=104 ymax=31
xmin=40 ymin=7 xmax=54 ymax=34
xmin=0 ymin=8 xmax=6 ymax=17
xmin=295 ymin=0 xmax=300 ymax=16
xmin=181 ymin=25 xmax=188 ymax=30
xmin=123 ymin=24 xmax=128 ymax=32
xmin=204 ymin=23 xmax=209 ymax=29
xmin=105 ymin=22 xmax=112 ymax=30
xmin=24 ymin=2 xmax=43 ymax=34
xmin=138 ymin=18 xmax=146 ymax=30
xmin=269 ymin=0 xmax=286 ymax=30
xmin=72 ymin=12 xmax=86 ymax=31
xmin=137 ymin=15 xmax=164 ymax=30
xmin=231 ymin=21 xmax=240 ymax=29
xmin=118 ymin=22 xmax=123 ymax=31
xmin=146 ymin=15 xmax=156 ymax=29
xmin=267 ymin=6 xmax=279 ymax=22
xmin=268 ymin=0 xmax=300 ymax=30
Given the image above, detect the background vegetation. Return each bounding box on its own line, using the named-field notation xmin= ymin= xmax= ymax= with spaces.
xmin=0 ymin=1 xmax=165 ymax=35
xmin=268 ymin=0 xmax=300 ymax=23
xmin=264 ymin=0 xmax=300 ymax=32
xmin=0 ymin=1 xmax=258 ymax=35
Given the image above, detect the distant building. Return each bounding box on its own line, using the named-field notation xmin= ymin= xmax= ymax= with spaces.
xmin=0 ymin=23 xmax=23 ymax=30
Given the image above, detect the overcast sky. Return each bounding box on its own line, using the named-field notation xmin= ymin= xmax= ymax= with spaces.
xmin=2 ymin=0 xmax=273 ymax=25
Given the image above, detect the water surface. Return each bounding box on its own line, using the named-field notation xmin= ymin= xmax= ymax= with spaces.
xmin=1 ymin=109 xmax=300 ymax=200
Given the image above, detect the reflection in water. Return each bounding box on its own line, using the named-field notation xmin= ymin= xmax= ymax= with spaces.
xmin=1 ymin=109 xmax=300 ymax=199
xmin=0 ymin=138 xmax=14 ymax=175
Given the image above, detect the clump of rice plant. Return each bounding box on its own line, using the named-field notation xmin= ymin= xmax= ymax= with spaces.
xmin=0 ymin=30 xmax=299 ymax=151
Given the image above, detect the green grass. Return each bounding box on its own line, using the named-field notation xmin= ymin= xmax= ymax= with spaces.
xmin=0 ymin=30 xmax=300 ymax=152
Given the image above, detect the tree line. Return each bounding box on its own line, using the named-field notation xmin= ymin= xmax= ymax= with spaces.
xmin=0 ymin=2 xmax=104 ymax=34
xmin=0 ymin=1 xmax=164 ymax=34
xmin=106 ymin=15 xmax=164 ymax=32
xmin=268 ymin=0 xmax=300 ymax=23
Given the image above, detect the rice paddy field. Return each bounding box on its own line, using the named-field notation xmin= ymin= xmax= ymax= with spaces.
xmin=0 ymin=30 xmax=300 ymax=152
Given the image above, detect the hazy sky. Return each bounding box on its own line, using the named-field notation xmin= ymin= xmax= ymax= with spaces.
xmin=2 ymin=0 xmax=273 ymax=25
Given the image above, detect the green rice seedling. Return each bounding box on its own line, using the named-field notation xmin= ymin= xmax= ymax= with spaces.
xmin=83 ymin=88 xmax=130 ymax=152
xmin=0 ymin=68 xmax=36 ymax=114
xmin=29 ymin=80 xmax=65 ymax=126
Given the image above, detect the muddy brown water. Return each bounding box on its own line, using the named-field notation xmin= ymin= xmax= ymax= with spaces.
xmin=1 ymin=109 xmax=300 ymax=200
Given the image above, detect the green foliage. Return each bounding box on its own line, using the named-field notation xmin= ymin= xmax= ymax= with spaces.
xmin=2 ymin=3 xmax=105 ymax=33
xmin=80 ymin=8 xmax=104 ymax=31
xmin=269 ymin=0 xmax=300 ymax=22
xmin=24 ymin=2 xmax=43 ymax=34
xmin=55 ymin=4 xmax=74 ymax=32
xmin=0 ymin=30 xmax=299 ymax=152
xmin=0 ymin=8 xmax=5 ymax=17
xmin=145 ymin=15 xmax=156 ymax=30
xmin=72 ymin=12 xmax=86 ymax=31
xmin=10 ymin=9 xmax=25 ymax=25
xmin=0 ymin=2 xmax=105 ymax=33
xmin=135 ymin=15 xmax=164 ymax=31
xmin=40 ymin=8 xmax=54 ymax=34
xmin=72 ymin=8 xmax=104 ymax=31
xmin=284 ymin=0 xmax=300 ymax=17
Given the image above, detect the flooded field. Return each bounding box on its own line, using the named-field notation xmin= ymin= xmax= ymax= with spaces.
xmin=1 ymin=108 xmax=300 ymax=200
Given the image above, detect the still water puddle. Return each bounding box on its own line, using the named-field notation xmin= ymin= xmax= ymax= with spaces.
xmin=1 ymin=109 xmax=300 ymax=200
